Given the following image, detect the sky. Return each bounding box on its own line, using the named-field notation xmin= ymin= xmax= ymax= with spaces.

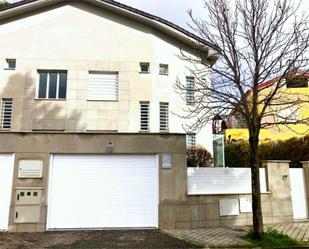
xmin=6 ymin=0 xmax=206 ymax=29
xmin=7 ymin=0 xmax=309 ymax=31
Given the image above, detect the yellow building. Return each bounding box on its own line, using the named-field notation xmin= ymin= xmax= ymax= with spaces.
xmin=225 ymin=74 xmax=309 ymax=142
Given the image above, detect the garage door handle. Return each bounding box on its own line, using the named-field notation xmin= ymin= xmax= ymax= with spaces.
xmin=15 ymin=212 xmax=18 ymax=219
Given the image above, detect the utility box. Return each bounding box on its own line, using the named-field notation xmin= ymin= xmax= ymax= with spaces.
xmin=14 ymin=206 xmax=41 ymax=223
xmin=18 ymin=160 xmax=43 ymax=178
xmin=14 ymin=187 xmax=43 ymax=223
xmin=16 ymin=189 xmax=42 ymax=205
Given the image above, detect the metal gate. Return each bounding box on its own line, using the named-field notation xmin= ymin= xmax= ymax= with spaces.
xmin=289 ymin=168 xmax=308 ymax=220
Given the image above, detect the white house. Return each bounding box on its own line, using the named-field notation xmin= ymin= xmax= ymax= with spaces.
xmin=0 ymin=0 xmax=219 ymax=232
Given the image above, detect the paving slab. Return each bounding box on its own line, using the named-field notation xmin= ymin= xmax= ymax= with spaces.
xmin=164 ymin=222 xmax=309 ymax=248
xmin=163 ymin=227 xmax=253 ymax=248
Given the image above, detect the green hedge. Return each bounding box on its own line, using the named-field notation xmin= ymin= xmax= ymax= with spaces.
xmin=225 ymin=135 xmax=309 ymax=167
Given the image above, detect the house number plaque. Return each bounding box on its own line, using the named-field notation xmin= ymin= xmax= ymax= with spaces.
xmin=162 ymin=154 xmax=172 ymax=169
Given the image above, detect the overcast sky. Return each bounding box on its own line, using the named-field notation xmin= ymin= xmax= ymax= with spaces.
xmin=7 ymin=0 xmax=309 ymax=31
xmin=5 ymin=0 xmax=209 ymax=29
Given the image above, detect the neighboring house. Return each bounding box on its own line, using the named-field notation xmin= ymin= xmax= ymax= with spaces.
xmin=225 ymin=73 xmax=309 ymax=142
xmin=0 ymin=0 xmax=219 ymax=232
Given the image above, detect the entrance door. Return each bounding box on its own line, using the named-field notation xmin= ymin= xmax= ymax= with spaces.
xmin=290 ymin=168 xmax=308 ymax=220
xmin=0 ymin=154 xmax=14 ymax=230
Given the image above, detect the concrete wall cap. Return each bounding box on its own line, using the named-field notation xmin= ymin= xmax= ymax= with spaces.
xmin=261 ymin=160 xmax=291 ymax=163
xmin=300 ymin=161 xmax=309 ymax=164
xmin=0 ymin=131 xmax=186 ymax=136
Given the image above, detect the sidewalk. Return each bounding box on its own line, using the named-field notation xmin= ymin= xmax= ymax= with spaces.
xmin=163 ymin=222 xmax=309 ymax=248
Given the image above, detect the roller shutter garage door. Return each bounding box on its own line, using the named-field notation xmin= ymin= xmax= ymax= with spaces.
xmin=47 ymin=154 xmax=158 ymax=229
xmin=0 ymin=154 xmax=14 ymax=231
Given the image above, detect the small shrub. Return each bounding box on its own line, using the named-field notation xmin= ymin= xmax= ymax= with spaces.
xmin=187 ymin=146 xmax=213 ymax=167
xmin=245 ymin=227 xmax=298 ymax=248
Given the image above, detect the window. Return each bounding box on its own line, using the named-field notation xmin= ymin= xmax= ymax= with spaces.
xmin=5 ymin=59 xmax=16 ymax=70
xmin=140 ymin=101 xmax=149 ymax=131
xmin=186 ymin=77 xmax=194 ymax=105
xmin=159 ymin=64 xmax=169 ymax=75
xmin=159 ymin=102 xmax=169 ymax=132
xmin=0 ymin=98 xmax=13 ymax=129
xmin=140 ymin=62 xmax=150 ymax=73
xmin=88 ymin=71 xmax=119 ymax=101
xmin=37 ymin=71 xmax=67 ymax=99
xmin=277 ymin=106 xmax=298 ymax=122
xmin=186 ymin=134 xmax=196 ymax=149
xmin=286 ymin=77 xmax=308 ymax=88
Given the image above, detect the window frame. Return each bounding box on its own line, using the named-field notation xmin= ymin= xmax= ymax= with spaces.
xmin=139 ymin=62 xmax=150 ymax=74
xmin=286 ymin=77 xmax=309 ymax=88
xmin=186 ymin=133 xmax=196 ymax=149
xmin=140 ymin=101 xmax=150 ymax=132
xmin=87 ymin=71 xmax=119 ymax=101
xmin=159 ymin=64 xmax=169 ymax=75
xmin=186 ymin=76 xmax=195 ymax=105
xmin=36 ymin=70 xmax=68 ymax=100
xmin=0 ymin=98 xmax=13 ymax=130
xmin=277 ymin=106 xmax=299 ymax=122
xmin=159 ymin=102 xmax=169 ymax=132
xmin=5 ymin=58 xmax=16 ymax=70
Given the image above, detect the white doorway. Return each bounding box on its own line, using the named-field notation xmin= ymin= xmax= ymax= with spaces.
xmin=290 ymin=168 xmax=308 ymax=220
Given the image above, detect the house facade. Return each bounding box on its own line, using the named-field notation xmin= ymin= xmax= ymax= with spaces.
xmin=0 ymin=0 xmax=220 ymax=232
xmin=0 ymin=0 xmax=306 ymax=233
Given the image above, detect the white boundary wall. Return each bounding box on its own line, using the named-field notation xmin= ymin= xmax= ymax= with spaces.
xmin=187 ymin=167 xmax=268 ymax=195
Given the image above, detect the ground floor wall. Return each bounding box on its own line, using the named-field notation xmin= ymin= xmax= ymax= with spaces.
xmin=159 ymin=161 xmax=297 ymax=230
xmin=0 ymin=132 xmax=305 ymax=232
xmin=0 ymin=132 xmax=186 ymax=232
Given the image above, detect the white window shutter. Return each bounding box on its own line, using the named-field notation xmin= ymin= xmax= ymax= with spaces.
xmin=88 ymin=72 xmax=119 ymax=101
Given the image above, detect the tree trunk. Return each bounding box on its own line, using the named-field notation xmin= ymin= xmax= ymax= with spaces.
xmin=249 ymin=135 xmax=264 ymax=239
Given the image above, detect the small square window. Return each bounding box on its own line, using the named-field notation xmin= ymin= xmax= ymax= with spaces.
xmin=140 ymin=62 xmax=150 ymax=73
xmin=5 ymin=59 xmax=16 ymax=70
xmin=20 ymin=192 xmax=24 ymax=197
xmin=33 ymin=192 xmax=38 ymax=197
xmin=159 ymin=64 xmax=169 ymax=75
xmin=27 ymin=192 xmax=31 ymax=196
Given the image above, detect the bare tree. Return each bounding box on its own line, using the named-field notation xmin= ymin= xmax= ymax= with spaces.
xmin=176 ymin=0 xmax=309 ymax=239
xmin=0 ymin=1 xmax=10 ymax=9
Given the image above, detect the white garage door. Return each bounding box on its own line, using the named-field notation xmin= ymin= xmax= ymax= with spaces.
xmin=47 ymin=154 xmax=158 ymax=229
xmin=0 ymin=154 xmax=14 ymax=231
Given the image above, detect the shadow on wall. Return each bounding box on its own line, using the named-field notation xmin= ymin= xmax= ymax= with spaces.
xmin=0 ymin=71 xmax=83 ymax=132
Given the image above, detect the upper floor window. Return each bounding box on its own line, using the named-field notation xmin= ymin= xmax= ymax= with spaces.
xmin=159 ymin=64 xmax=169 ymax=75
xmin=186 ymin=77 xmax=195 ymax=105
xmin=140 ymin=101 xmax=149 ymax=131
xmin=37 ymin=70 xmax=67 ymax=99
xmin=140 ymin=62 xmax=150 ymax=73
xmin=88 ymin=71 xmax=119 ymax=101
xmin=186 ymin=134 xmax=196 ymax=149
xmin=286 ymin=77 xmax=308 ymax=88
xmin=5 ymin=59 xmax=16 ymax=70
xmin=159 ymin=102 xmax=169 ymax=132
xmin=0 ymin=98 xmax=13 ymax=129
